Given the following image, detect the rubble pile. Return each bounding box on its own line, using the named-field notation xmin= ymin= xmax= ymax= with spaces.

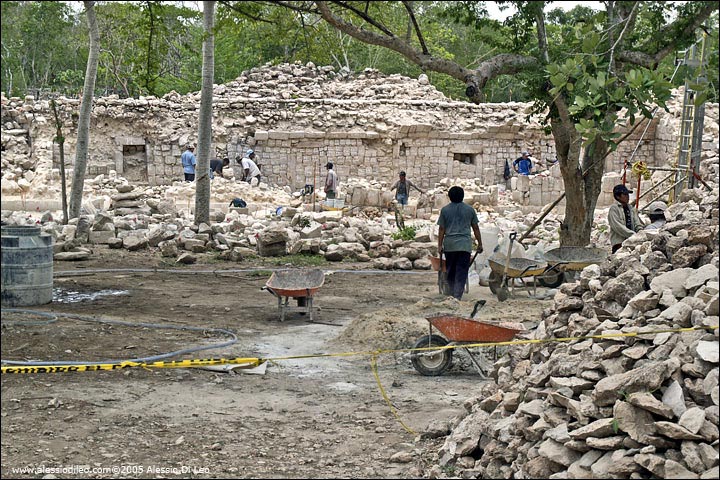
xmin=424 ymin=184 xmax=720 ymax=479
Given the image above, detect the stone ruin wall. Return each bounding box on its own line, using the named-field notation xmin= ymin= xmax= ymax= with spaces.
xmin=2 ymin=63 xmax=717 ymax=210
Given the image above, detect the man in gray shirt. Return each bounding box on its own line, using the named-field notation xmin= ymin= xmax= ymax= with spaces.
xmin=608 ymin=184 xmax=644 ymax=253
xmin=437 ymin=186 xmax=484 ymax=300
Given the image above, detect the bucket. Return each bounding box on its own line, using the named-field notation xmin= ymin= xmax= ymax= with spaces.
xmin=1 ymin=225 xmax=54 ymax=307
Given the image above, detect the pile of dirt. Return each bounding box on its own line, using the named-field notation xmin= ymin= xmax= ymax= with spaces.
xmin=333 ymin=295 xmax=548 ymax=351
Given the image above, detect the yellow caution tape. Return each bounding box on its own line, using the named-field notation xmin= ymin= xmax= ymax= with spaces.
xmin=2 ymin=325 xmax=716 ymax=439
xmin=1 ymin=357 xmax=262 ymax=375
xmin=1 ymin=325 xmax=718 ymax=374
xmin=2 ymin=326 xmax=717 ymax=374
xmin=371 ymin=353 xmax=416 ymax=435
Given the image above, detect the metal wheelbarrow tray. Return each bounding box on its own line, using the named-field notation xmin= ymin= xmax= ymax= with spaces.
xmin=543 ymin=246 xmax=608 ymax=271
xmin=264 ymin=269 xmax=325 ymax=321
xmin=487 ymin=257 xmax=547 ymax=278
xmin=411 ymin=314 xmax=525 ymax=376
xmin=487 ymin=256 xmax=552 ymax=298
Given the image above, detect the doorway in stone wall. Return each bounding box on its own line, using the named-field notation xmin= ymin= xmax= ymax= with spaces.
xmin=122 ymin=145 xmax=148 ymax=182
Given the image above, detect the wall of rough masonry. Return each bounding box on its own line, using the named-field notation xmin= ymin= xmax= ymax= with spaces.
xmin=1 ymin=63 xmax=717 ymax=209
xmin=509 ymin=99 xmax=719 ymax=208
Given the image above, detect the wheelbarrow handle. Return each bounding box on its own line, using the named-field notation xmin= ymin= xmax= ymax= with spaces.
xmin=518 ymin=264 xmax=539 ymax=277
xmin=546 ymin=262 xmax=566 ymax=271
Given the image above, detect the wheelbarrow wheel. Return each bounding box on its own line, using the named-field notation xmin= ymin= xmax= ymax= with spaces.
xmin=488 ymin=271 xmax=502 ymax=294
xmin=539 ymin=271 xmax=564 ymax=288
xmin=411 ymin=335 xmax=452 ymax=376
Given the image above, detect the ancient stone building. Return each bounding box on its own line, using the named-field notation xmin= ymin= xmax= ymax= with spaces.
xmin=1 ymin=62 xmax=717 ymax=208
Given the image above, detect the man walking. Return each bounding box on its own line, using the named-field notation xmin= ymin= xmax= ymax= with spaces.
xmin=390 ymin=171 xmax=424 ymax=207
xmin=437 ymin=186 xmax=483 ymax=300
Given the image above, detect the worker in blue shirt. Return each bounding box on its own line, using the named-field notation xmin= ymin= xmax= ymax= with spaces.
xmin=181 ymin=145 xmax=196 ymax=181
xmin=513 ymin=150 xmax=533 ymax=176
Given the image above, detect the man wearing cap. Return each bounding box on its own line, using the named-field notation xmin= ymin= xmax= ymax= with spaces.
xmin=238 ymin=150 xmax=261 ymax=185
xmin=608 ymin=184 xmax=645 ymax=253
xmin=390 ymin=171 xmax=424 ymax=207
xmin=324 ymin=162 xmax=339 ymax=199
xmin=181 ymin=145 xmax=196 ymax=182
xmin=513 ymin=151 xmax=533 ymax=176
xmin=644 ymin=201 xmax=668 ymax=230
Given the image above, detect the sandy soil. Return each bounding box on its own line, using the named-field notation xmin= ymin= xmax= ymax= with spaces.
xmin=1 ymin=248 xmax=551 ymax=479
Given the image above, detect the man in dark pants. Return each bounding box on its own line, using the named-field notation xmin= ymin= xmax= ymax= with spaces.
xmin=437 ymin=186 xmax=483 ymax=300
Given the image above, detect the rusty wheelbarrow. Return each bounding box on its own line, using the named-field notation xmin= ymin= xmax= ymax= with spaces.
xmin=428 ymin=250 xmax=480 ymax=296
xmin=262 ymin=269 xmax=325 ymax=322
xmin=411 ymin=306 xmax=525 ymax=377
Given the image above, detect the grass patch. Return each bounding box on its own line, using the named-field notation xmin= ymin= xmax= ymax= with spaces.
xmin=247 ymin=270 xmax=273 ymax=277
xmin=391 ymin=225 xmax=417 ymax=241
xmin=267 ymin=254 xmax=328 ymax=267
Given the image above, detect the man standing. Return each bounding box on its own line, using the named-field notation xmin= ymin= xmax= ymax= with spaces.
xmin=437 ymin=186 xmax=483 ymax=300
xmin=324 ymin=162 xmax=339 ymax=199
xmin=181 ymin=145 xmax=196 ymax=182
xmin=390 ymin=171 xmax=424 ymax=207
xmin=513 ymin=150 xmax=533 ymax=176
xmin=608 ymin=184 xmax=645 ymax=253
xmin=238 ymin=150 xmax=261 ymax=184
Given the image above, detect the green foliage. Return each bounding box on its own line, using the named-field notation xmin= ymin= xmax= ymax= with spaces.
xmin=248 ymin=269 xmax=273 ymax=277
xmin=611 ymin=418 xmax=620 ymax=434
xmin=1 ymin=0 xmax=716 ymax=106
xmin=297 ymin=216 xmax=312 ymax=228
xmin=544 ymin=16 xmax=675 ymax=151
xmin=391 ymin=226 xmax=417 ymax=241
xmin=267 ymin=254 xmax=327 ymax=267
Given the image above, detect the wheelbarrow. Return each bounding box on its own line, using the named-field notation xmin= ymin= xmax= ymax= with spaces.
xmin=411 ymin=306 xmax=525 ymax=377
xmin=262 ymin=269 xmax=325 ymax=322
xmin=428 ymin=250 xmax=480 ymax=296
xmin=486 ymin=246 xmax=608 ymax=300
xmin=543 ymin=246 xmax=608 ymax=282
xmin=487 ymin=256 xmax=550 ymax=299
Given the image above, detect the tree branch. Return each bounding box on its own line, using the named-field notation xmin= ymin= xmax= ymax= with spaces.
xmin=314 ymin=1 xmax=537 ymax=102
xmin=617 ymin=2 xmax=716 ymax=68
xmin=401 ymin=0 xmax=428 ymax=55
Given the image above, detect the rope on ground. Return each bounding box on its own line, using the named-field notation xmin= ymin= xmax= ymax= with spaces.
xmin=0 ymin=309 xmax=238 ymax=367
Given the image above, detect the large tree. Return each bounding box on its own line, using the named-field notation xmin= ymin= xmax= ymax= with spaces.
xmin=69 ymin=0 xmax=99 ymax=219
xmin=264 ymin=0 xmax=717 ymax=246
xmin=194 ymin=0 xmax=216 ymax=225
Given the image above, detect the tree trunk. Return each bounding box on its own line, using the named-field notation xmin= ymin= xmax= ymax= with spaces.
xmin=552 ymin=117 xmax=608 ymax=246
xmin=69 ymin=1 xmax=99 ymax=219
xmin=50 ymin=99 xmax=69 ymax=225
xmin=194 ymin=0 xmax=215 ymax=225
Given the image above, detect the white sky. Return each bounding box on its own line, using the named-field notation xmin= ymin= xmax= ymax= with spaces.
xmin=485 ymin=1 xmax=604 ymax=21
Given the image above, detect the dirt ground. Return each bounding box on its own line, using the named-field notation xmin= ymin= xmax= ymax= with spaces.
xmin=1 ymin=247 xmax=552 ymax=479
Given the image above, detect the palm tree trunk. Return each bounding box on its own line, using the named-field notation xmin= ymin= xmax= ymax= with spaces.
xmin=194 ymin=0 xmax=215 ymax=225
xmin=69 ymin=1 xmax=99 ymax=219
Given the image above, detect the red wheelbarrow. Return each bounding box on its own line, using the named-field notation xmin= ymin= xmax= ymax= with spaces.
xmin=411 ymin=306 xmax=525 ymax=376
xmin=262 ymin=269 xmax=325 ymax=322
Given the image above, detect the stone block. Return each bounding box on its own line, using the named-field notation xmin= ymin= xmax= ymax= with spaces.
xmin=88 ymin=230 xmax=115 ymax=244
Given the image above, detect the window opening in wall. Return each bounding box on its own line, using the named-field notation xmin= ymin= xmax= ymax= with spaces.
xmin=399 ymin=143 xmax=407 ymax=156
xmin=453 ymin=153 xmax=477 ymax=165
xmin=122 ymin=144 xmax=148 ymax=182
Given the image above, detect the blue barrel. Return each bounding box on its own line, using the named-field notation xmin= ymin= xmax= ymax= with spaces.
xmin=1 ymin=225 xmax=54 ymax=306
